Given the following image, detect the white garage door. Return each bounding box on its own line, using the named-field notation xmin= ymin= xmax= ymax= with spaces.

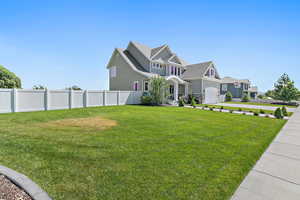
xmin=204 ymin=87 xmax=219 ymax=104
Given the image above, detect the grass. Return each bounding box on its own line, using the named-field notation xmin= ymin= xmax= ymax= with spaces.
xmin=0 ymin=106 xmax=286 ymax=200
xmin=224 ymin=101 xmax=298 ymax=108
xmin=197 ymin=104 xmax=293 ymax=116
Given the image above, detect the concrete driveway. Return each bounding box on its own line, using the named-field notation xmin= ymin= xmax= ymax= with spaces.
xmin=216 ymin=103 xmax=297 ymax=112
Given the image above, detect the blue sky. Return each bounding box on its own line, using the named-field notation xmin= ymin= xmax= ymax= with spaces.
xmin=0 ymin=0 xmax=299 ymax=91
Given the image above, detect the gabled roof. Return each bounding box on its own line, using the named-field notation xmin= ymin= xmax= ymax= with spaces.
xmin=151 ymin=45 xmax=166 ymax=57
xmin=106 ymin=48 xmax=154 ymax=78
xmin=221 ymin=76 xmax=250 ymax=84
xmin=182 ymin=61 xmax=220 ymax=79
xmin=130 ymin=41 xmax=152 ymax=59
xmin=129 ymin=41 xmax=188 ymax=66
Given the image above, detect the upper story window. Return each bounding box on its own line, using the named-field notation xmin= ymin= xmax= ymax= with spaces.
xmin=110 ymin=66 xmax=117 ymax=78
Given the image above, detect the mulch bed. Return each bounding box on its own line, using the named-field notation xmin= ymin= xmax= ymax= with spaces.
xmin=0 ymin=174 xmax=32 ymax=200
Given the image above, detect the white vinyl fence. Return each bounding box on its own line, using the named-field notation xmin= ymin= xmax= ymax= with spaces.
xmin=0 ymin=89 xmax=142 ymax=113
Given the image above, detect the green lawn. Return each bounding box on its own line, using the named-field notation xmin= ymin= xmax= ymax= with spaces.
xmin=224 ymin=101 xmax=298 ymax=108
xmin=0 ymin=106 xmax=286 ymax=200
xmin=196 ymin=104 xmax=293 ymax=116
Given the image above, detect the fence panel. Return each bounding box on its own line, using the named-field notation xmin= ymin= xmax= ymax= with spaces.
xmin=0 ymin=89 xmax=142 ymax=113
xmin=73 ymin=90 xmax=84 ymax=108
xmin=49 ymin=90 xmax=70 ymax=110
xmin=87 ymin=90 xmax=104 ymax=107
xmin=0 ymin=89 xmax=12 ymax=113
xmin=17 ymin=89 xmax=45 ymax=112
xmin=106 ymin=91 xmax=118 ymax=105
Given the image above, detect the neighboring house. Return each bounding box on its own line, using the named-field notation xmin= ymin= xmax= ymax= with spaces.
xmin=106 ymin=41 xmax=255 ymax=104
xmin=220 ymin=77 xmax=258 ymax=99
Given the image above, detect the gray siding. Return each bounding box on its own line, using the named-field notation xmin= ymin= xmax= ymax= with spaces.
xmin=109 ymin=51 xmax=147 ymax=91
xmin=190 ymin=80 xmax=202 ymax=95
xmin=127 ymin=43 xmax=150 ymax=71
xmin=221 ymin=83 xmax=248 ymax=98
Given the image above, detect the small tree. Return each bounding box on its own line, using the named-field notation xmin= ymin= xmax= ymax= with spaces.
xmin=274 ymin=108 xmax=283 ymax=119
xmin=191 ymin=97 xmax=196 ymax=108
xmin=178 ymin=97 xmax=185 ymax=107
xmin=33 ymin=85 xmax=46 ymax=90
xmin=66 ymin=85 xmax=82 ymax=90
xmin=282 ymin=106 xmax=288 ymax=116
xmin=149 ymin=77 xmax=169 ymax=105
xmin=241 ymin=93 xmax=250 ymax=102
xmin=265 ymin=90 xmax=275 ymax=98
xmin=225 ymin=91 xmax=232 ymax=102
xmin=274 ymin=73 xmax=298 ymax=102
xmin=0 ymin=65 xmax=21 ymax=88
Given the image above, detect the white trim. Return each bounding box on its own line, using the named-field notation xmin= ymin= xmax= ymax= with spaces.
xmin=150 ymin=45 xmax=168 ymax=59
xmin=107 ymin=48 xmax=153 ymax=78
xmin=165 ymin=76 xmax=186 ymax=84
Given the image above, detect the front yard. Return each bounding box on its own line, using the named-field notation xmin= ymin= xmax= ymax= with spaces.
xmin=0 ymin=106 xmax=285 ymax=200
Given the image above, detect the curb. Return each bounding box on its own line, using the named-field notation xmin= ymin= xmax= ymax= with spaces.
xmin=0 ymin=165 xmax=52 ymax=200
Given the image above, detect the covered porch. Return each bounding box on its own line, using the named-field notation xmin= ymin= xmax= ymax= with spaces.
xmin=165 ymin=76 xmax=189 ymax=102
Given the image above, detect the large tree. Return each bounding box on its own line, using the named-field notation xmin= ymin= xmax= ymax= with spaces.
xmin=0 ymin=65 xmax=21 ymax=88
xmin=274 ymin=73 xmax=298 ymax=102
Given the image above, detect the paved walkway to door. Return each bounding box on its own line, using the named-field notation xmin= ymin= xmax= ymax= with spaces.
xmin=216 ymin=103 xmax=297 ymax=112
xmin=231 ymin=106 xmax=300 ymax=200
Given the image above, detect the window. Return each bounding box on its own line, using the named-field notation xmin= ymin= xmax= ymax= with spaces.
xmin=174 ymin=67 xmax=177 ymax=75
xmin=234 ymin=82 xmax=240 ymax=88
xmin=133 ymin=81 xmax=139 ymax=91
xmin=144 ymin=81 xmax=149 ymax=91
xmin=222 ymin=84 xmax=227 ymax=92
xmin=110 ymin=66 xmax=117 ymax=78
xmin=210 ymin=69 xmax=215 ymax=77
xmin=171 ymin=66 xmax=174 ymax=75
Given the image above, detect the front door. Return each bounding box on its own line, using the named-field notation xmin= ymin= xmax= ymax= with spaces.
xmin=169 ymin=85 xmax=174 ymax=100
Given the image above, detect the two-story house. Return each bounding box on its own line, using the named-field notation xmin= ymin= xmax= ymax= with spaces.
xmin=107 ymin=41 xmax=222 ymax=104
xmin=220 ymin=77 xmax=258 ymax=99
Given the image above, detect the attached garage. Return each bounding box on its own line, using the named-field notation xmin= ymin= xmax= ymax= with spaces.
xmin=204 ymin=87 xmax=219 ymax=104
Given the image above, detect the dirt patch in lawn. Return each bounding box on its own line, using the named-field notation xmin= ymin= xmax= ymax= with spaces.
xmin=39 ymin=116 xmax=117 ymax=131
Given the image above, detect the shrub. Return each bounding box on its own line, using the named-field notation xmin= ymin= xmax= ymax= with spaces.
xmin=274 ymin=108 xmax=283 ymax=119
xmin=209 ymin=107 xmax=214 ymax=111
xmin=229 ymin=110 xmax=233 ymax=113
xmin=253 ymin=112 xmax=259 ymax=116
xmin=282 ymin=106 xmax=288 ymax=116
xmin=241 ymin=94 xmax=250 ymax=102
xmin=191 ymin=97 xmax=196 ymax=108
xmin=178 ymin=97 xmax=185 ymax=107
xmin=225 ymin=91 xmax=232 ymax=102
xmin=242 ymin=112 xmax=246 ymax=115
xmin=149 ymin=77 xmax=169 ymax=105
xmin=265 ymin=115 xmax=269 ymax=118
xmin=220 ymin=106 xmax=224 ymax=109
xmin=141 ymin=95 xmax=152 ymax=105
xmin=259 ymin=109 xmax=265 ymax=114
xmin=238 ymin=108 xmax=242 ymax=112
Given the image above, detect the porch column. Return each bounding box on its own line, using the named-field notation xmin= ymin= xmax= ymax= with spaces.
xmin=185 ymin=83 xmax=188 ymax=97
xmin=174 ymin=82 xmax=179 ymax=101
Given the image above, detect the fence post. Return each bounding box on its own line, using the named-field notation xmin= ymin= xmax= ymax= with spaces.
xmin=12 ymin=88 xmax=17 ymax=112
xmin=103 ymin=90 xmax=106 ymax=106
xmin=84 ymin=90 xmax=88 ymax=107
xmin=45 ymin=89 xmax=50 ymax=110
xmin=69 ymin=89 xmax=73 ymax=109
xmin=117 ymin=91 xmax=120 ymax=105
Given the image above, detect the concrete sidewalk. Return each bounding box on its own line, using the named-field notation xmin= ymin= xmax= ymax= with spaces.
xmin=216 ymin=103 xmax=297 ymax=112
xmin=231 ymin=106 xmax=300 ymax=200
